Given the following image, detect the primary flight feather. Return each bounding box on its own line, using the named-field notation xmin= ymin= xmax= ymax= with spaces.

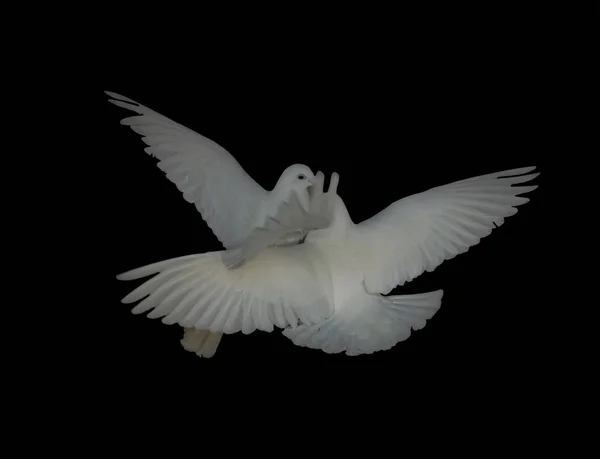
xmin=116 ymin=161 xmax=539 ymax=357
xmin=107 ymin=91 xmax=329 ymax=357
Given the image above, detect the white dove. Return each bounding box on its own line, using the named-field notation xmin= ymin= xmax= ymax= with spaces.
xmin=107 ymin=91 xmax=321 ymax=357
xmin=116 ymin=165 xmax=539 ymax=357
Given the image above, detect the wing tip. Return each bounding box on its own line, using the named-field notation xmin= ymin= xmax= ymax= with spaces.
xmin=116 ymin=272 xmax=131 ymax=281
xmin=116 ymin=271 xmax=142 ymax=282
xmin=105 ymin=90 xmax=135 ymax=103
xmin=120 ymin=288 xmax=146 ymax=303
xmin=501 ymin=165 xmax=537 ymax=177
xmin=513 ymin=184 xmax=538 ymax=199
xmin=105 ymin=91 xmax=141 ymax=112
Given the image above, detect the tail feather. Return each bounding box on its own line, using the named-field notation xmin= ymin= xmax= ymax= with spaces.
xmin=180 ymin=328 xmax=223 ymax=358
xmin=283 ymin=290 xmax=443 ymax=356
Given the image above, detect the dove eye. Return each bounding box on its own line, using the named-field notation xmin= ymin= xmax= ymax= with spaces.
xmin=297 ymin=174 xmax=306 ymax=180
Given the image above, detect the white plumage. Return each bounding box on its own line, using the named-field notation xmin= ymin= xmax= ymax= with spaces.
xmin=118 ymin=246 xmax=332 ymax=334
xmin=283 ymin=291 xmax=444 ymax=356
xmin=350 ymin=166 xmax=539 ymax=294
xmin=107 ymin=91 xmax=324 ymax=357
xmin=116 ymin=150 xmax=539 ymax=356
xmin=106 ymin=91 xmax=316 ymax=249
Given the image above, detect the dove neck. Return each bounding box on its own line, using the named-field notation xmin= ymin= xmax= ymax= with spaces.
xmin=269 ymin=182 xmax=308 ymax=210
xmin=310 ymin=195 xmax=353 ymax=243
xmin=271 ymin=177 xmax=297 ymax=198
xmin=332 ymin=197 xmax=353 ymax=228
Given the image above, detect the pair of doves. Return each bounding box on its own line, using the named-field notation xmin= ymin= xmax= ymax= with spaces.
xmin=108 ymin=91 xmax=539 ymax=358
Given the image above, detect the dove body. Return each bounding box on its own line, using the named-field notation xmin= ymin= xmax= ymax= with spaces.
xmin=108 ymin=92 xmax=539 ymax=357
xmin=106 ymin=91 xmax=318 ymax=357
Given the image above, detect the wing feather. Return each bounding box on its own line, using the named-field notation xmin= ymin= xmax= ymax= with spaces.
xmin=106 ymin=91 xmax=267 ymax=248
xmin=117 ymin=244 xmax=332 ymax=335
xmin=351 ymin=167 xmax=540 ymax=294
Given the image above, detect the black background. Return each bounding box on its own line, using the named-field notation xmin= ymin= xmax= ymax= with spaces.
xmin=8 ymin=4 xmax=599 ymax=459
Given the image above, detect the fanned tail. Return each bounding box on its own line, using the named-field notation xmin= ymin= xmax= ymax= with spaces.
xmin=283 ymin=290 xmax=443 ymax=356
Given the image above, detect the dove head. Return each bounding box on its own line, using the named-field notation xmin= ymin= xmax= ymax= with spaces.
xmin=277 ymin=164 xmax=316 ymax=190
xmin=273 ymin=164 xmax=316 ymax=205
xmin=271 ymin=164 xmax=316 ymax=211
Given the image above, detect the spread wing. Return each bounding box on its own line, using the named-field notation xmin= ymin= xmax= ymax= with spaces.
xmin=106 ymin=91 xmax=267 ymax=249
xmin=117 ymin=244 xmax=334 ymax=335
xmin=350 ymin=167 xmax=540 ymax=294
